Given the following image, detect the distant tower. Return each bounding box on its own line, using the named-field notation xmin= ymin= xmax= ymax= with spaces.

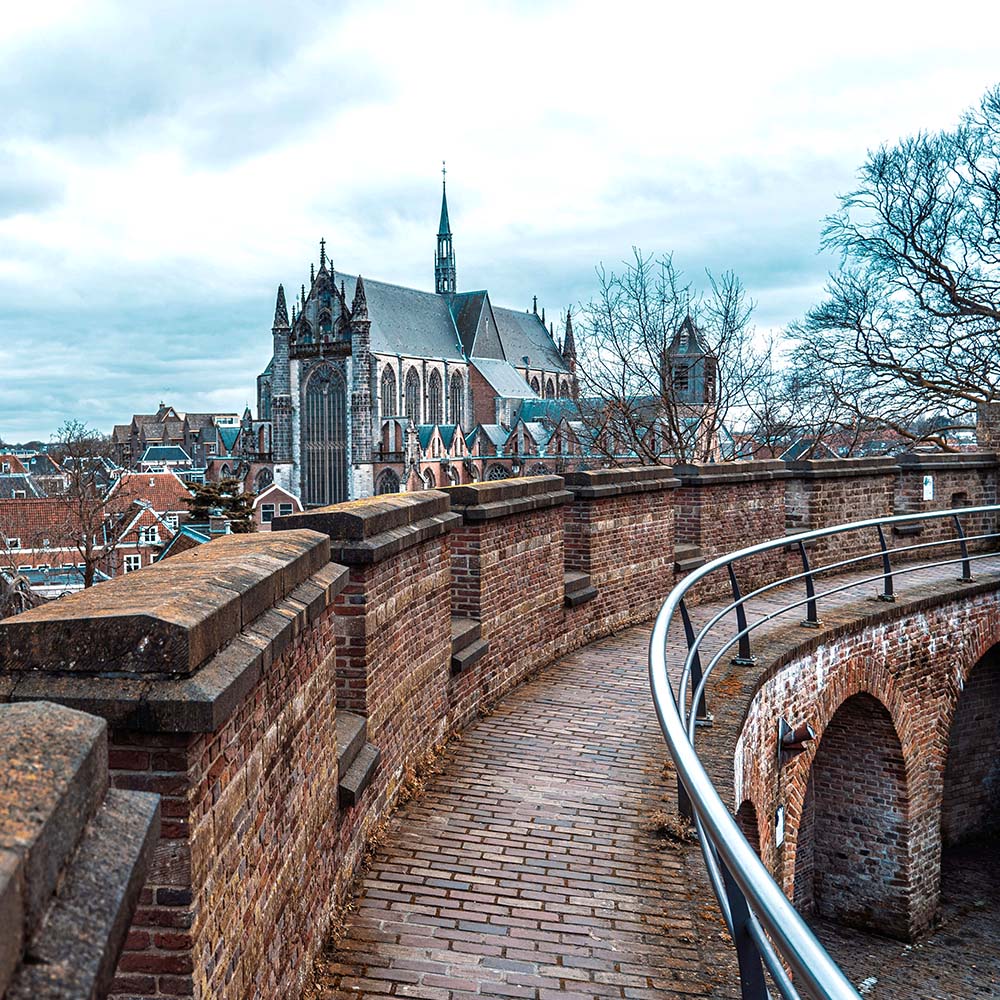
xmin=435 ymin=162 xmax=457 ymax=294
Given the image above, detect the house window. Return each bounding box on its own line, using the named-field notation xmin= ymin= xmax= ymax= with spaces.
xmin=138 ymin=527 xmax=159 ymax=544
xmin=36 ymin=564 xmax=50 ymax=571
xmin=260 ymin=503 xmax=275 ymax=523
xmin=164 ymin=514 xmax=179 ymax=530
xmin=123 ymin=554 xmax=142 ymax=573
xmin=12 ymin=490 xmax=25 ymax=499
xmin=7 ymin=537 xmax=21 ymax=550
xmin=278 ymin=502 xmax=294 ymax=517
xmin=1 ymin=462 xmax=9 ymax=473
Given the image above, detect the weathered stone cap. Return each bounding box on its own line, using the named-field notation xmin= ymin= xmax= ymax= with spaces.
xmin=274 ymin=492 xmax=461 ymax=565
xmin=444 ymin=475 xmax=571 ymax=522
xmin=896 ymin=449 xmax=998 ymax=472
xmin=0 ymin=530 xmax=330 ymax=678
xmin=562 ymin=465 xmax=679 ymax=498
xmin=783 ymin=455 xmax=898 ymax=478
xmin=0 ymin=702 xmax=159 ymax=1000
xmin=672 ymin=459 xmax=790 ymax=484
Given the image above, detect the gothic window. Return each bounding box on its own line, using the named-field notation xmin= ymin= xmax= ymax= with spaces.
xmin=559 ymin=379 xmax=570 ymax=398
xmin=299 ymin=321 xmax=314 ymax=344
xmin=530 ymin=463 xmax=549 ymax=476
xmin=428 ymin=370 xmax=443 ymax=425
xmin=302 ymin=364 xmax=348 ymax=506
xmin=375 ymin=469 xmax=401 ymax=495
xmin=486 ymin=464 xmax=509 ymax=481
xmin=254 ymin=467 xmax=272 ymax=492
xmin=530 ymin=377 xmax=540 ymax=395
xmin=381 ymin=366 xmax=397 ymax=417
xmin=404 ymin=368 xmax=421 ymax=423
xmin=545 ymin=378 xmax=555 ymax=399
xmin=318 ymin=310 xmax=333 ymax=337
xmin=422 ymin=469 xmax=437 ymax=490
xmin=449 ymin=372 xmax=464 ymax=425
xmin=673 ymin=364 xmax=690 ymax=393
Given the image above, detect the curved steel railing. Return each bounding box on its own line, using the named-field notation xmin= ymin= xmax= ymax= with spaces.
xmin=647 ymin=504 xmax=1000 ymax=1000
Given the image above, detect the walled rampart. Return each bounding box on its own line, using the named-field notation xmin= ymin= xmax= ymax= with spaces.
xmin=0 ymin=452 xmax=998 ymax=997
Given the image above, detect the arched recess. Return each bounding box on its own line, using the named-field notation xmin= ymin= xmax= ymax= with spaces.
xmin=302 ymin=364 xmax=348 ymax=506
xmin=735 ymin=800 xmax=761 ymax=857
xmin=380 ymin=366 xmax=397 ymax=418
xmin=427 ymin=370 xmax=443 ymax=425
xmin=375 ymin=469 xmax=400 ymax=495
xmin=559 ymin=378 xmax=570 ymax=398
xmin=795 ymin=693 xmax=912 ymax=939
xmin=404 ymin=368 xmax=421 ymax=424
xmin=449 ymin=371 xmax=464 ymax=425
xmin=486 ymin=464 xmax=509 ymax=481
xmin=942 ymin=644 xmax=1000 ymax=847
xmin=530 ymin=376 xmax=540 ymax=395
xmin=545 ymin=378 xmax=555 ymax=399
xmin=254 ymin=467 xmax=272 ymax=492
xmin=422 ymin=469 xmax=436 ymax=490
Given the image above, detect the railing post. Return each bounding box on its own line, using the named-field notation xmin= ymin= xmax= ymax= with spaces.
xmin=719 ymin=861 xmax=769 ymax=1000
xmin=876 ymin=524 xmax=895 ymax=602
xmin=680 ymin=599 xmax=711 ymax=725
xmin=727 ymin=564 xmax=757 ymax=665
xmin=798 ymin=540 xmax=821 ymax=628
xmin=953 ymin=514 xmax=975 ymax=582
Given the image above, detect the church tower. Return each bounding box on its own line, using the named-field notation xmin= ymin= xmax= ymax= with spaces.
xmin=434 ymin=163 xmax=457 ymax=294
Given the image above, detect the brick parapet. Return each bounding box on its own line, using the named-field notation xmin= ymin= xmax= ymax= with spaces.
xmin=672 ymin=460 xmax=788 ymax=599
xmin=561 ymin=468 xmax=678 ymax=646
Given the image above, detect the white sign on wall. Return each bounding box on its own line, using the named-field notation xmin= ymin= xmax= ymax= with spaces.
xmin=923 ymin=475 xmax=934 ymax=501
xmin=775 ymin=806 xmax=785 ymax=846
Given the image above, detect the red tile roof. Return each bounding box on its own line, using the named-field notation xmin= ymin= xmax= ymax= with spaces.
xmin=109 ymin=471 xmax=193 ymax=514
xmin=0 ymin=455 xmax=28 ymax=475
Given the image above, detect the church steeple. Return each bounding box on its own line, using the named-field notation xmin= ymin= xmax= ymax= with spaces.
xmin=272 ymin=284 xmax=289 ymax=331
xmin=435 ymin=162 xmax=457 ymax=295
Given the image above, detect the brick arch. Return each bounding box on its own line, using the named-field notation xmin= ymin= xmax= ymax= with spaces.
xmin=941 ymin=642 xmax=1000 ymax=846
xmin=797 ymin=692 xmax=912 ymax=939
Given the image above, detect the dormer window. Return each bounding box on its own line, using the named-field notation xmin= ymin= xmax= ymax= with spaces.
xmin=7 ymin=537 xmax=21 ymax=550
xmin=139 ymin=527 xmax=159 ymax=544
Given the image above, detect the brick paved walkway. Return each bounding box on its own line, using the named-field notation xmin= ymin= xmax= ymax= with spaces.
xmin=310 ymin=556 xmax=1000 ymax=1000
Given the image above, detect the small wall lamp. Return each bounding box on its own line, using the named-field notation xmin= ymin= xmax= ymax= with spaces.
xmin=778 ymin=718 xmax=815 ymax=765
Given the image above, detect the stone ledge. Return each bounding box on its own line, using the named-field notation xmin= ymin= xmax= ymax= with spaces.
xmin=0 ymin=702 xmax=159 ymax=1000
xmin=563 ymin=466 xmax=680 ymax=499
xmin=274 ymin=490 xmax=450 ymax=541
xmin=0 ymin=530 xmax=331 ymax=678
xmin=5 ymin=563 xmax=349 ymax=734
xmin=783 ymin=456 xmax=899 ymax=479
xmin=444 ymin=476 xmax=571 ymax=522
xmin=896 ymin=450 xmax=999 ymax=473
xmin=673 ymin=460 xmax=790 ymax=485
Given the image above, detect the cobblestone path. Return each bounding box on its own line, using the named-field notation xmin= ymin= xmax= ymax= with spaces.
xmin=310 ymin=556 xmax=1000 ymax=1000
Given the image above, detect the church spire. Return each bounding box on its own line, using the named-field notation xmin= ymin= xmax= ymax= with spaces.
xmin=272 ymin=284 xmax=289 ymax=330
xmin=319 ymin=237 xmax=328 ymax=272
xmin=435 ymin=161 xmax=457 ymax=294
xmin=562 ymin=307 xmax=577 ymax=369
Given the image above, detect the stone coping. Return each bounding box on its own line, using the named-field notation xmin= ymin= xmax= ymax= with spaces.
xmin=443 ymin=475 xmax=572 ymax=522
xmin=0 ymin=702 xmax=159 ymax=999
xmin=274 ymin=493 xmax=460 ymax=565
xmin=783 ymin=456 xmax=898 ymax=479
xmin=3 ymin=563 xmax=348 ymax=734
xmin=673 ymin=459 xmax=790 ymax=485
xmin=562 ymin=466 xmax=680 ymax=499
xmin=0 ymin=531 xmax=330 ymax=679
xmin=896 ymin=450 xmax=999 ymax=473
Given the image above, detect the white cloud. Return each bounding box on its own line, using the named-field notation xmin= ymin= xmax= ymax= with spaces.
xmin=2 ymin=0 xmax=1000 ymax=439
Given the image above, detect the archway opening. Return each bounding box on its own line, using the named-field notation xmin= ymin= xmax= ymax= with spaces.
xmin=735 ymin=800 xmax=760 ymax=858
xmin=797 ymin=693 xmax=911 ymax=939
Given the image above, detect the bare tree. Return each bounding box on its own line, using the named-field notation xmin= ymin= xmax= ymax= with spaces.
xmin=48 ymin=420 xmax=140 ymax=587
xmin=575 ymin=249 xmax=767 ymax=464
xmin=792 ymin=84 xmax=1000 ymax=448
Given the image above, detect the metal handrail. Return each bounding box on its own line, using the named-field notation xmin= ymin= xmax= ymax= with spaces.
xmin=648 ymin=504 xmax=1000 ymax=1000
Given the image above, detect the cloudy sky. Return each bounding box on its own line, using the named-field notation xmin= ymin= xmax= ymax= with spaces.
xmin=2 ymin=0 xmax=999 ymax=441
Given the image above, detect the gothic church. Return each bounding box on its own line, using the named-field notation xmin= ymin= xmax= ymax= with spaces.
xmin=257 ymin=175 xmax=576 ymax=506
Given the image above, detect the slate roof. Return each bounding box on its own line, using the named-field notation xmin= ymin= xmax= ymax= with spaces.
xmin=492 ymin=308 xmax=568 ymax=372
xmin=467 ymin=424 xmax=509 ymax=453
xmin=471 ymin=358 xmax=536 ymax=399
xmin=668 ymin=315 xmax=710 ymax=355
xmin=438 ymin=425 xmax=458 ymax=449
xmin=24 ymin=454 xmax=62 ymax=476
xmin=340 ymin=275 xmax=465 ymax=361
xmin=140 ymin=446 xmax=191 ymax=464
xmin=218 ymin=427 xmax=241 ymax=453
xmin=450 ymin=291 xmax=488 ymax=357
xmin=515 ymin=398 xmax=580 ymax=423
xmin=0 ymin=475 xmax=42 ymax=499
xmin=417 ymin=425 xmax=435 ymax=450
